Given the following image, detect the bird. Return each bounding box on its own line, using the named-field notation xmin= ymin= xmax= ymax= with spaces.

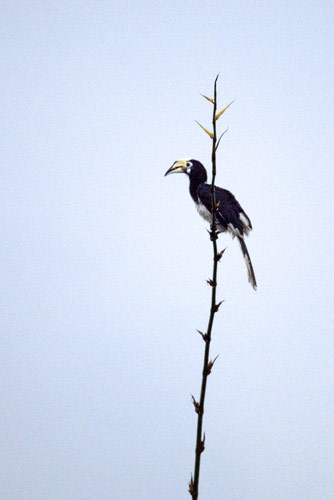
xmin=164 ymin=158 xmax=257 ymax=290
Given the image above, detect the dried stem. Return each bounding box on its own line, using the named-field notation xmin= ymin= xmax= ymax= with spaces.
xmin=190 ymin=75 xmax=222 ymax=500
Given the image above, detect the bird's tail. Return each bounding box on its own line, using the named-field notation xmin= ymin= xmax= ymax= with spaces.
xmin=237 ymin=236 xmax=257 ymax=291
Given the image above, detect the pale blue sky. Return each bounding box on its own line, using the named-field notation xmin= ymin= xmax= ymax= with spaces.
xmin=1 ymin=1 xmax=334 ymax=499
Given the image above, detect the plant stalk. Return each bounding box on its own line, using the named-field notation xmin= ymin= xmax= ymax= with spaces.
xmin=191 ymin=75 xmax=220 ymax=500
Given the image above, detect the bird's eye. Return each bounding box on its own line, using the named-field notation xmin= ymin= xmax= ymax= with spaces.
xmin=186 ymin=161 xmax=192 ymax=168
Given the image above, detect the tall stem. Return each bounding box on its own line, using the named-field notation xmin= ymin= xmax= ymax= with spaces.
xmin=191 ymin=75 xmax=219 ymax=500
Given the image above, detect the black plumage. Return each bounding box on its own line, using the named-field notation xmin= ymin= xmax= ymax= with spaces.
xmin=165 ymin=158 xmax=257 ymax=290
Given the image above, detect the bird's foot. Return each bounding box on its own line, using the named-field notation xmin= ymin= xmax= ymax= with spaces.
xmin=208 ymin=229 xmax=219 ymax=241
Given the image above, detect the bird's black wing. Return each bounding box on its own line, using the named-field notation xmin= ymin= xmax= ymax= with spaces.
xmin=197 ymin=183 xmax=252 ymax=236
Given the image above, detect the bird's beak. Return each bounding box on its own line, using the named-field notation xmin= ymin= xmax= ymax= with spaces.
xmin=164 ymin=160 xmax=187 ymax=177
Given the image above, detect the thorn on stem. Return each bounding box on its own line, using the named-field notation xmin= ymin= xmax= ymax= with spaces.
xmin=188 ymin=476 xmax=195 ymax=497
xmin=191 ymin=395 xmax=202 ymax=415
xmin=200 ymin=433 xmax=206 ymax=453
xmin=216 ymin=248 xmax=227 ymax=262
xmin=206 ymin=279 xmax=216 ymax=287
xmin=206 ymin=355 xmax=219 ymax=375
xmin=213 ymin=300 xmax=224 ymax=313
xmin=196 ymin=329 xmax=209 ymax=342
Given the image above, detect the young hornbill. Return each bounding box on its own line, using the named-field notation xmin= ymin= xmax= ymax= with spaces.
xmin=165 ymin=158 xmax=257 ymax=290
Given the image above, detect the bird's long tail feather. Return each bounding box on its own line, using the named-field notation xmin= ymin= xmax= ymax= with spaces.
xmin=237 ymin=236 xmax=257 ymax=290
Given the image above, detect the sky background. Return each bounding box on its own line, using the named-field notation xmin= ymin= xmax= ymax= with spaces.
xmin=1 ymin=1 xmax=334 ymax=499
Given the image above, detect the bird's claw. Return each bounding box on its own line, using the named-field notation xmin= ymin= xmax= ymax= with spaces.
xmin=209 ymin=230 xmax=219 ymax=241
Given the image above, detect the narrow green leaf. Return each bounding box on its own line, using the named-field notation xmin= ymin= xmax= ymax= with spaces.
xmin=195 ymin=120 xmax=214 ymax=139
xmin=215 ymin=100 xmax=234 ymax=121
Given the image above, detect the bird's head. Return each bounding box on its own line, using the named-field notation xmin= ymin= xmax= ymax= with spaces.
xmin=164 ymin=159 xmax=207 ymax=183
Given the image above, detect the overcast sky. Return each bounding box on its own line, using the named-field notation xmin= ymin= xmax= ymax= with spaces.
xmin=1 ymin=1 xmax=334 ymax=499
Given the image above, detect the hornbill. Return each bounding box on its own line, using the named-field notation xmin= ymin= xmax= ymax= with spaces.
xmin=165 ymin=158 xmax=257 ymax=290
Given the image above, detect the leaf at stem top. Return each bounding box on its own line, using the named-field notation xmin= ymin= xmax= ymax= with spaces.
xmin=215 ymin=127 xmax=229 ymax=152
xmin=200 ymin=93 xmax=214 ymax=104
xmin=215 ymin=101 xmax=234 ymax=121
xmin=195 ymin=121 xmax=214 ymax=139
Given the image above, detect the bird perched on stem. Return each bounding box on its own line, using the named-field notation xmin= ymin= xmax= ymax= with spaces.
xmin=165 ymin=158 xmax=257 ymax=290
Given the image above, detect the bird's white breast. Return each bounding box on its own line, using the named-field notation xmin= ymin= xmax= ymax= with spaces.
xmin=196 ymin=202 xmax=212 ymax=223
xmin=196 ymin=201 xmax=227 ymax=233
